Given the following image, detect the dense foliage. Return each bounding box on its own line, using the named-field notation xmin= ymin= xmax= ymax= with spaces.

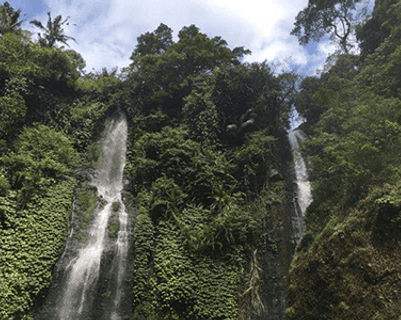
xmin=291 ymin=0 xmax=369 ymax=53
xmin=1 ymin=4 xmax=291 ymax=319
xmin=0 ymin=5 xmax=118 ymax=318
xmin=121 ymin=23 xmax=291 ymax=319
xmin=7 ymin=0 xmax=401 ymax=318
xmin=287 ymin=0 xmax=401 ymax=318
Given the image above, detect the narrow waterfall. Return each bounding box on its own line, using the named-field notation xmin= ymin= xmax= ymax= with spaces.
xmin=36 ymin=114 xmax=130 ymax=320
xmin=58 ymin=115 xmax=128 ymax=320
xmin=253 ymin=129 xmax=312 ymax=320
xmin=288 ymin=129 xmax=312 ymax=246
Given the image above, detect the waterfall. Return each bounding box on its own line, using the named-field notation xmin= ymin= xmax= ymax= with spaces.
xmin=110 ymin=196 xmax=129 ymax=320
xmin=288 ymin=129 xmax=312 ymax=246
xmin=252 ymin=129 xmax=312 ymax=320
xmin=54 ymin=115 xmax=129 ymax=320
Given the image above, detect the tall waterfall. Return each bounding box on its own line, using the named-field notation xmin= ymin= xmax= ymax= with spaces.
xmin=253 ymin=129 xmax=313 ymax=320
xmin=41 ymin=115 xmax=130 ymax=320
xmin=288 ymin=129 xmax=312 ymax=245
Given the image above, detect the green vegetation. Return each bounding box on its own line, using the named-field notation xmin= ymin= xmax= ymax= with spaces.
xmin=0 ymin=2 xmax=25 ymax=37
xmin=291 ymin=0 xmax=369 ymax=53
xmin=108 ymin=218 xmax=119 ymax=238
xmin=1 ymin=3 xmax=290 ymax=317
xmin=30 ymin=11 xmax=76 ymax=48
xmin=123 ymin=23 xmax=291 ymax=318
xmin=0 ymin=3 xmax=115 ymax=317
xmin=75 ymin=183 xmax=98 ymax=231
xmin=287 ymin=0 xmax=401 ymax=319
xmin=112 ymin=201 xmax=120 ymax=212
xmin=4 ymin=0 xmax=401 ymax=318
xmin=0 ymin=178 xmax=76 ymax=320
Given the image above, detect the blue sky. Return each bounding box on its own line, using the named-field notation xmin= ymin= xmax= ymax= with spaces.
xmin=7 ymin=0 xmax=373 ymax=77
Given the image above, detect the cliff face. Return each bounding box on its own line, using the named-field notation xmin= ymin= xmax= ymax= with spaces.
xmin=252 ymin=131 xmax=306 ymax=320
xmin=285 ymin=175 xmax=401 ymax=320
xmin=34 ymin=179 xmax=135 ymax=320
xmin=25 ymin=122 xmax=301 ymax=320
xmin=252 ymin=185 xmax=293 ymax=320
xmin=285 ymin=1 xmax=401 ymax=317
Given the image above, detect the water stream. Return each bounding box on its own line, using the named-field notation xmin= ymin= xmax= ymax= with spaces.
xmin=55 ymin=115 xmax=129 ymax=320
xmin=288 ymin=129 xmax=312 ymax=246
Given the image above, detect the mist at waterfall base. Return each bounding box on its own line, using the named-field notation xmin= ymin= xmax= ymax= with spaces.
xmin=36 ymin=114 xmax=133 ymax=320
xmin=288 ymin=129 xmax=312 ymax=246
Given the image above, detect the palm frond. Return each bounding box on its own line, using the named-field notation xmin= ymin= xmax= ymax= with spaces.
xmin=29 ymin=19 xmax=45 ymax=31
xmin=0 ymin=2 xmax=25 ymax=35
xmin=53 ymin=15 xmax=62 ymax=27
xmin=29 ymin=11 xmax=76 ymax=47
xmin=46 ymin=11 xmax=52 ymax=31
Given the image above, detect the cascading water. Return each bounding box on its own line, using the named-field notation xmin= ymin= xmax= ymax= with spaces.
xmin=110 ymin=192 xmax=129 ymax=320
xmin=288 ymin=129 xmax=312 ymax=246
xmin=253 ymin=129 xmax=312 ymax=320
xmin=37 ymin=114 xmax=130 ymax=320
xmin=59 ymin=115 xmax=128 ymax=319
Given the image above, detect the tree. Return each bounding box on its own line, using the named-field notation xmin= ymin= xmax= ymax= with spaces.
xmin=128 ymin=24 xmax=251 ymax=117
xmin=133 ymin=23 xmax=173 ymax=56
xmin=64 ymin=48 xmax=86 ymax=73
xmin=182 ymin=76 xmax=219 ymax=146
xmin=356 ymin=0 xmax=398 ymax=59
xmin=174 ymin=24 xmax=250 ymax=75
xmin=291 ymin=0 xmax=367 ymax=53
xmin=0 ymin=1 xmax=26 ymax=36
xmin=0 ymin=93 xmax=26 ymax=150
xmin=30 ymin=11 xmax=76 ymax=47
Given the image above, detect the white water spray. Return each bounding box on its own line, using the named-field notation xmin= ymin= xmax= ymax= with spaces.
xmin=111 ymin=197 xmax=129 ymax=320
xmin=57 ymin=115 xmax=128 ymax=320
xmin=288 ymin=129 xmax=312 ymax=245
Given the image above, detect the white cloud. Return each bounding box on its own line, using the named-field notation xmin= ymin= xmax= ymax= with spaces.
xmin=25 ymin=0 xmax=337 ymax=75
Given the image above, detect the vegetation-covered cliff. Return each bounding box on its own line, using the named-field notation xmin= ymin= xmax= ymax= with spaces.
xmin=287 ymin=0 xmax=401 ymax=319
xmin=2 ymin=0 xmax=401 ymax=319
xmin=0 ymin=3 xmax=295 ymax=318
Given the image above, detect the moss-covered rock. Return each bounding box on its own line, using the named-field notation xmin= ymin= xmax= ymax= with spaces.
xmin=287 ymin=195 xmax=401 ymax=320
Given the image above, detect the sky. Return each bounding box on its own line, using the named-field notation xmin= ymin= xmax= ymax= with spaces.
xmin=7 ymin=0 xmax=360 ymax=76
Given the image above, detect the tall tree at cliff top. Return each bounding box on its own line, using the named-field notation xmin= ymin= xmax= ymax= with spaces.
xmin=291 ymin=0 xmax=369 ymax=53
xmin=127 ymin=24 xmax=251 ymax=117
xmin=356 ymin=0 xmax=399 ymax=59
